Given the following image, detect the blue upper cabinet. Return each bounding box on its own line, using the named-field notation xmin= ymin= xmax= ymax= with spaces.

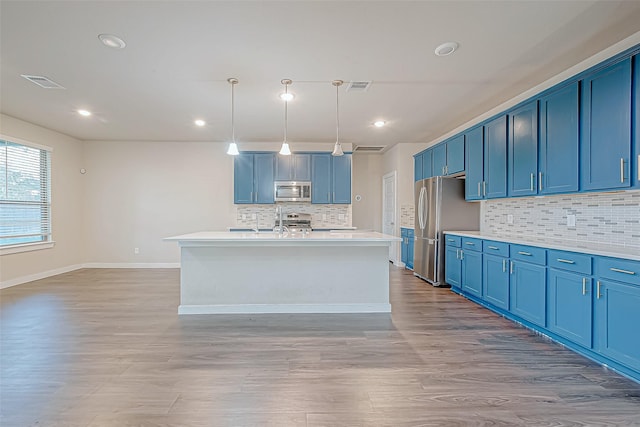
xmin=311 ymin=154 xmax=331 ymax=203
xmin=484 ymin=115 xmax=508 ymax=199
xmin=414 ymin=153 xmax=423 ymax=182
xmin=446 ymin=135 xmax=465 ymax=175
xmin=634 ymin=54 xmax=640 ymax=188
xmin=433 ymin=144 xmax=447 ymax=176
xmin=276 ymin=153 xmax=311 ymax=181
xmin=465 ymin=126 xmax=484 ymax=200
xmin=508 ymin=101 xmax=539 ymax=197
xmin=311 ymin=153 xmax=351 ymax=204
xmin=332 ymin=154 xmax=352 ymax=204
xmin=234 ymin=152 xmax=275 ymax=204
xmin=580 ymin=58 xmax=632 ymax=191
xmin=422 ymin=149 xmax=433 ymax=179
xmin=539 ymin=82 xmax=579 ymax=195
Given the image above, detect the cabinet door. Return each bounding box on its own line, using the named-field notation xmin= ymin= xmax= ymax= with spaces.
xmin=483 ymin=116 xmax=508 ymax=199
xmin=483 ymin=254 xmax=509 ymax=310
xmin=311 ymin=154 xmax=331 ymax=204
xmin=509 ymin=260 xmax=546 ymax=327
xmin=233 ymin=154 xmax=255 ymax=204
xmin=422 ymin=149 xmax=433 ymax=179
xmin=447 ymin=135 xmax=465 ymax=175
xmin=414 ymin=153 xmax=423 ymax=182
xmin=445 ymin=246 xmax=461 ymax=288
xmin=400 ymin=229 xmax=408 ymax=265
xmin=465 ymin=126 xmax=484 ymax=200
xmin=548 ymin=269 xmax=592 ymax=348
xmin=433 ymin=144 xmax=447 ymax=176
xmin=275 ymin=155 xmax=292 ymax=181
xmin=595 ymin=279 xmax=640 ymax=371
xmin=580 ymin=58 xmax=632 ymax=191
xmin=292 ymin=154 xmax=311 ymax=181
xmin=633 ymin=54 xmax=640 ymax=189
xmin=508 ymin=101 xmax=539 ymax=197
xmin=461 ymin=250 xmax=483 ymax=298
xmin=539 ymin=83 xmax=579 ymax=194
xmin=254 ymin=153 xmax=275 ymax=204
xmin=407 ymin=229 xmax=414 ymax=270
xmin=332 ymin=154 xmax=351 ymax=204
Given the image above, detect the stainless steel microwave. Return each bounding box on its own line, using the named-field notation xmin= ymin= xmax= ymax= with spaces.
xmin=274 ymin=181 xmax=311 ymax=202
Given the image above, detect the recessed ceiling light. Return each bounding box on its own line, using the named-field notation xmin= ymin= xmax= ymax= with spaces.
xmin=98 ymin=34 xmax=126 ymax=49
xmin=280 ymin=92 xmax=294 ymax=101
xmin=194 ymin=119 xmax=206 ymax=127
xmin=77 ymin=109 xmax=92 ymax=117
xmin=434 ymin=41 xmax=459 ymax=57
xmin=374 ymin=120 xmax=386 ymax=128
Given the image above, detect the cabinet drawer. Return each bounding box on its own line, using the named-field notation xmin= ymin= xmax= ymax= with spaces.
xmin=483 ymin=240 xmax=509 ymax=257
xmin=445 ymin=235 xmax=461 ymax=247
xmin=461 ymin=237 xmax=482 ymax=252
xmin=548 ymin=250 xmax=592 ymax=275
xmin=510 ymin=244 xmax=546 ymax=265
xmin=595 ymin=257 xmax=640 ymax=286
xmin=401 ymin=228 xmax=408 ymax=238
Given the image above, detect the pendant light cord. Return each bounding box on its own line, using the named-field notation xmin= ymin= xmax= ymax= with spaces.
xmin=284 ymin=82 xmax=288 ymax=142
xmin=335 ymin=82 xmax=340 ymax=143
xmin=231 ymin=81 xmax=235 ymax=143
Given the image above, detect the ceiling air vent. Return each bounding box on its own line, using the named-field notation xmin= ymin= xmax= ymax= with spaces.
xmin=353 ymin=145 xmax=385 ymax=153
xmin=21 ymin=75 xmax=65 ymax=89
xmin=346 ymin=81 xmax=372 ymax=92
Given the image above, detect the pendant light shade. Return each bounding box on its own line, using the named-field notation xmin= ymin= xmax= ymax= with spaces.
xmin=280 ymin=79 xmax=293 ymax=156
xmin=226 ymin=78 xmax=240 ymax=156
xmin=331 ymin=79 xmax=344 ymax=157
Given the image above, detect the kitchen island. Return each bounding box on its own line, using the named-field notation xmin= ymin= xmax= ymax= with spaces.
xmin=165 ymin=231 xmax=401 ymax=314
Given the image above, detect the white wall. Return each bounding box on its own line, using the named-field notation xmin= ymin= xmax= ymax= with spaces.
xmin=352 ymin=152 xmax=382 ymax=231
xmin=0 ymin=114 xmax=85 ymax=286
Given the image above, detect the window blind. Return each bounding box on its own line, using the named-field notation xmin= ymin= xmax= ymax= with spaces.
xmin=0 ymin=139 xmax=51 ymax=247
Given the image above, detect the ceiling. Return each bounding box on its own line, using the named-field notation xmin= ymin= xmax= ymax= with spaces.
xmin=2 ymin=1 xmax=640 ymax=151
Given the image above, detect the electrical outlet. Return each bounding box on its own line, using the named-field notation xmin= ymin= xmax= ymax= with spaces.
xmin=507 ymin=214 xmax=514 ymax=224
xmin=134 ymin=247 xmax=139 ymax=254
xmin=242 ymin=214 xmax=246 ymax=220
xmin=252 ymin=213 xmax=257 ymax=220
xmin=567 ymin=214 xmax=576 ymax=227
xmin=322 ymin=214 xmax=327 ymax=221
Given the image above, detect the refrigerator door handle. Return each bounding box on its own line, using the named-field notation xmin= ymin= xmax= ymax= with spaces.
xmin=418 ymin=186 xmax=426 ymax=230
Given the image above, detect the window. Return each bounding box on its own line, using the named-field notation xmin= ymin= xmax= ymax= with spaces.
xmin=0 ymin=137 xmax=52 ymax=251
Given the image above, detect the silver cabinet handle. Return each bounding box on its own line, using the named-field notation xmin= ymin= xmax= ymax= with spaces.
xmin=638 ymin=155 xmax=640 ymax=182
xmin=456 ymin=249 xmax=459 ymax=259
xmin=582 ymin=277 xmax=587 ymax=296
xmin=502 ymin=259 xmax=506 ymax=272
xmin=488 ymin=246 xmax=499 ymax=250
xmin=465 ymin=242 xmax=475 ymax=246
xmin=477 ymin=182 xmax=481 ymax=197
xmin=510 ymin=261 xmax=514 ymax=275
xmin=620 ymin=158 xmax=625 ymax=183
xmin=539 ymin=172 xmax=543 ymax=191
xmin=333 ymin=192 xmax=335 ymax=202
xmin=442 ymin=166 xmax=445 ymax=175
xmin=610 ymin=267 xmax=636 ymax=275
xmin=597 ymin=280 xmax=601 ymax=299
xmin=447 ymin=238 xmax=455 ymax=242
xmin=530 ymin=173 xmax=534 ymax=191
xmin=518 ymin=251 xmax=532 ymax=256
xmin=483 ymin=181 xmax=486 ymax=197
xmin=460 ymin=250 xmax=464 ymax=260
xmin=557 ymin=259 xmax=575 ymax=264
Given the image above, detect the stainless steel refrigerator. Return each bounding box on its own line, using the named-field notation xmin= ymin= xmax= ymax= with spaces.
xmin=414 ymin=176 xmax=480 ymax=286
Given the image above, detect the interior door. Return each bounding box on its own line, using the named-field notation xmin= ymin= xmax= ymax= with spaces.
xmin=382 ymin=172 xmax=397 ymax=262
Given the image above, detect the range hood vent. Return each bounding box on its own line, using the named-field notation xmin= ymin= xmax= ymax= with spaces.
xmin=353 ymin=145 xmax=385 ymax=152
xmin=21 ymin=75 xmax=65 ymax=89
xmin=346 ymin=81 xmax=372 ymax=92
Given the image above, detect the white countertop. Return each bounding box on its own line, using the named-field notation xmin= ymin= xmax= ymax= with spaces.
xmin=166 ymin=230 xmax=401 ymax=247
xmin=444 ymin=231 xmax=640 ymax=261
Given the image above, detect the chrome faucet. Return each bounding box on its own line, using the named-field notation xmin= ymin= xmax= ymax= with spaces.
xmin=252 ymin=214 xmax=260 ymax=233
xmin=274 ymin=206 xmax=288 ymax=236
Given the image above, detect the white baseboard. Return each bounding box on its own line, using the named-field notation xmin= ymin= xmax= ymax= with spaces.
xmin=0 ymin=262 xmax=180 ymax=289
xmin=1 ymin=264 xmax=84 ymax=289
xmin=178 ymin=303 xmax=392 ymax=315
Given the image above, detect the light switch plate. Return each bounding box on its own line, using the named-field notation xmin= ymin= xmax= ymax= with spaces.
xmin=567 ymin=214 xmax=576 ymax=227
xmin=507 ymin=214 xmax=514 ymax=224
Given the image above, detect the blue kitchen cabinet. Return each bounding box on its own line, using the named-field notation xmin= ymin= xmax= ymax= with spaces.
xmin=446 ymin=135 xmax=465 ymax=175
xmin=400 ymin=228 xmax=408 ymax=265
xmin=508 ymin=101 xmax=539 ymax=197
xmin=483 ymin=253 xmax=510 ymax=310
xmin=276 ymin=153 xmax=311 ymax=181
xmin=332 ymin=154 xmax=352 ymax=204
xmin=581 ymin=58 xmax=632 ymax=191
xmin=414 ymin=153 xmax=423 ymax=182
xmin=539 ymin=82 xmax=579 ymax=195
xmin=634 ymin=54 xmax=640 ymax=188
xmin=407 ymin=229 xmax=414 ymax=270
xmin=548 ymin=269 xmax=593 ymax=348
xmin=414 ymin=149 xmax=433 ymax=181
xmin=433 ymin=144 xmax=447 ymax=176
xmin=465 ymin=126 xmax=484 ymax=200
xmin=484 ymin=115 xmax=508 ymax=199
xmin=311 ymin=153 xmax=351 ymax=204
xmin=311 ymin=154 xmax=331 ymax=203
xmin=461 ymin=239 xmax=483 ymax=298
xmin=510 ymin=259 xmax=546 ymax=327
xmin=234 ymin=152 xmax=275 ymax=204
xmin=445 ymin=236 xmax=462 ymax=288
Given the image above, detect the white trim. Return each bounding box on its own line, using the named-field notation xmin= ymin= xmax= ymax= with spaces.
xmin=0 ymin=241 xmax=55 ymax=256
xmin=82 ymin=263 xmax=180 ymax=269
xmin=0 ymin=133 xmax=53 ymax=152
xmin=382 ymin=170 xmax=399 ymax=264
xmin=0 ymin=263 xmax=82 ymax=289
xmin=178 ymin=303 xmax=392 ymax=315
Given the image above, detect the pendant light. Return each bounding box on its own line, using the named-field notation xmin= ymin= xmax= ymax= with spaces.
xmin=331 ymin=80 xmax=344 ymax=156
xmin=226 ymin=78 xmax=240 ymax=155
xmin=279 ymin=79 xmax=292 ymax=155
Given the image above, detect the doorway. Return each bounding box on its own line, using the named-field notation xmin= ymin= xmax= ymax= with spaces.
xmin=382 ymin=171 xmax=397 ymax=263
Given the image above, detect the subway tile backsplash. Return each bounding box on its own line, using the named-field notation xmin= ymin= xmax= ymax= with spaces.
xmin=236 ymin=203 xmax=352 ymax=229
xmin=481 ymin=190 xmax=640 ymax=248
xmin=400 ymin=204 xmax=415 ymax=228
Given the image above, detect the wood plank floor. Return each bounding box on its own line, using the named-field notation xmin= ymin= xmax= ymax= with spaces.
xmin=1 ymin=266 xmax=640 ymax=426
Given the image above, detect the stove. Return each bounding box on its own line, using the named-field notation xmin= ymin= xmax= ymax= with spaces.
xmin=277 ymin=212 xmax=312 ymax=233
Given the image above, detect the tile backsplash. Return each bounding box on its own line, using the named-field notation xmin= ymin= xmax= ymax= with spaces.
xmin=481 ymin=190 xmax=640 ymax=248
xmin=236 ymin=203 xmax=352 ymax=229
xmin=400 ymin=204 xmax=414 ymax=228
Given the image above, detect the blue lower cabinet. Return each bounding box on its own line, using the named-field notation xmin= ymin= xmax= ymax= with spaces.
xmin=483 ymin=254 xmax=509 ymax=310
xmin=509 ymin=260 xmax=546 ymax=327
xmin=548 ymin=269 xmax=593 ymax=348
xmin=400 ymin=228 xmax=408 ymax=266
xmin=445 ymin=245 xmax=462 ymax=288
xmin=595 ymin=278 xmax=640 ymax=372
xmin=407 ymin=229 xmax=414 ymax=270
xmin=461 ymin=250 xmax=483 ymax=298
